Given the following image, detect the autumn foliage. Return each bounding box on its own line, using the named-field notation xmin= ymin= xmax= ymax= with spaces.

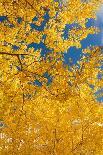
xmin=0 ymin=0 xmax=103 ymax=155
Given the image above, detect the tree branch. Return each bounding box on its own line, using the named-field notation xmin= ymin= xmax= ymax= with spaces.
xmin=0 ymin=52 xmax=28 ymax=56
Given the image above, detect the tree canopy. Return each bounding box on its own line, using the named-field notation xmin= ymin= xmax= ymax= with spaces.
xmin=0 ymin=0 xmax=103 ymax=155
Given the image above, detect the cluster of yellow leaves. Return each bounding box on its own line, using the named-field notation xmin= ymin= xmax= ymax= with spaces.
xmin=0 ymin=47 xmax=103 ymax=155
xmin=0 ymin=0 xmax=103 ymax=155
xmin=0 ymin=0 xmax=102 ymax=54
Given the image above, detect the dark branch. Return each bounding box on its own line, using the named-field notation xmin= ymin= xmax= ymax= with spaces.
xmin=0 ymin=52 xmax=28 ymax=56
